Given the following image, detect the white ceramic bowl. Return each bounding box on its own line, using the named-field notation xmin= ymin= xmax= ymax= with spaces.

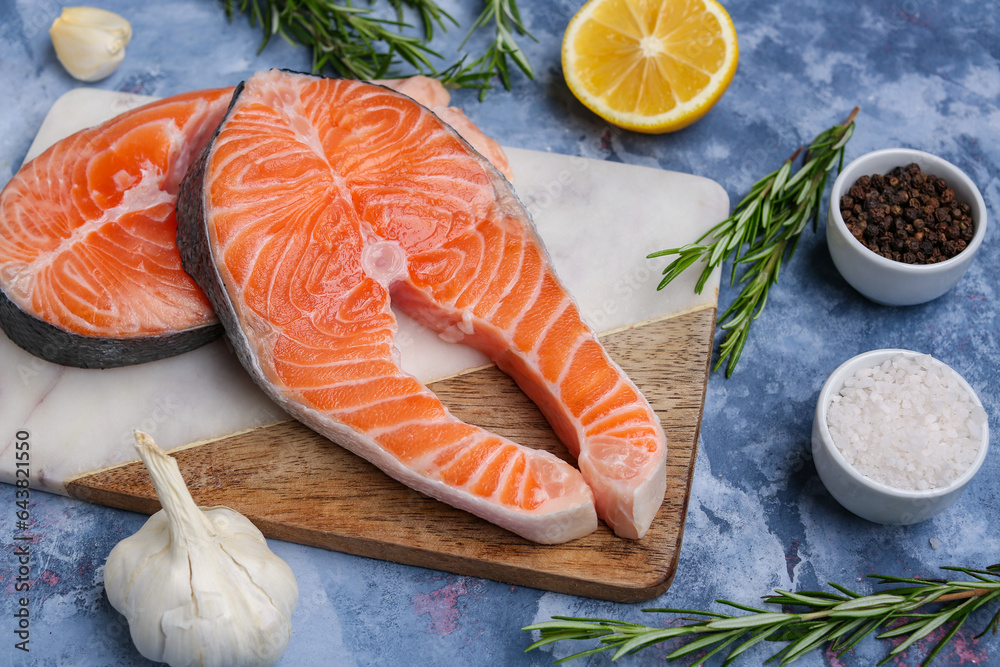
xmin=826 ymin=148 xmax=987 ymax=306
xmin=812 ymin=348 xmax=989 ymax=525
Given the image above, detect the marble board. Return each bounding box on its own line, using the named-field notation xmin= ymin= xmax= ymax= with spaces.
xmin=1 ymin=88 xmax=727 ymax=601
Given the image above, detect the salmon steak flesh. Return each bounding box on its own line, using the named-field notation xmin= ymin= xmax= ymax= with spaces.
xmin=0 ymin=88 xmax=234 ymax=367
xmin=177 ymin=70 xmax=667 ymax=543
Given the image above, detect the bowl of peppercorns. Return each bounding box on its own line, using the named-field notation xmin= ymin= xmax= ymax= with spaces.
xmin=826 ymin=148 xmax=987 ymax=306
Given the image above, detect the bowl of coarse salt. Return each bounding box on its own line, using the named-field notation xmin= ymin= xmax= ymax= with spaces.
xmin=812 ymin=349 xmax=989 ymax=525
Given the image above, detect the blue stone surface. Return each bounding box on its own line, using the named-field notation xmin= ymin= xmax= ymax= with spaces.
xmin=0 ymin=1 xmax=997 ymax=665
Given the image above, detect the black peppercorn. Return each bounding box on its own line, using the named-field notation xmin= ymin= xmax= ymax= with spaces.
xmin=839 ymin=163 xmax=975 ymax=265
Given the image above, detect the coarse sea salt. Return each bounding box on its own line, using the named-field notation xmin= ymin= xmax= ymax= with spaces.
xmin=826 ymin=353 xmax=986 ymax=491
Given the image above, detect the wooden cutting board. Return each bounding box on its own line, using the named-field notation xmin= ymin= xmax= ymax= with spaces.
xmin=2 ymin=88 xmax=726 ymax=602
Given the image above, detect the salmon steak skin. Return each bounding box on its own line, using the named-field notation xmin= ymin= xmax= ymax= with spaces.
xmin=177 ymin=69 xmax=666 ymax=542
xmin=0 ymin=88 xmax=234 ymax=368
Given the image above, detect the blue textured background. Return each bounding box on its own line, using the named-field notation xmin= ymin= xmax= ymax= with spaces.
xmin=1 ymin=1 xmax=997 ymax=665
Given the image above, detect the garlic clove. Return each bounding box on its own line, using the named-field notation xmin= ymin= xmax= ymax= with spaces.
xmin=49 ymin=7 xmax=132 ymax=82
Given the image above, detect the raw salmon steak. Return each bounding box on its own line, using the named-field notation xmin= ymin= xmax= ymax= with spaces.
xmin=178 ymin=70 xmax=666 ymax=541
xmin=0 ymin=88 xmax=234 ymax=367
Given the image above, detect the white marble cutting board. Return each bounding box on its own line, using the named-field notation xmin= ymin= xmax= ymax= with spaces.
xmin=0 ymin=88 xmax=727 ymax=495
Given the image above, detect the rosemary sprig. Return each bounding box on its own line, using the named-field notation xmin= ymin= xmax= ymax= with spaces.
xmin=224 ymin=0 xmax=534 ymax=96
xmin=454 ymin=0 xmax=536 ymax=100
xmin=225 ymin=0 xmax=445 ymax=80
xmin=523 ymin=563 xmax=1000 ymax=666
xmin=647 ymin=108 xmax=858 ymax=377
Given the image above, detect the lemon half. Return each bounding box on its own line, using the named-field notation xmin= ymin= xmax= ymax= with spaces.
xmin=562 ymin=0 xmax=739 ymax=133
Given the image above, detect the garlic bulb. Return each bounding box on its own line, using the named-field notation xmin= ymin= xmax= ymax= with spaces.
xmin=49 ymin=7 xmax=132 ymax=82
xmin=104 ymin=432 xmax=298 ymax=667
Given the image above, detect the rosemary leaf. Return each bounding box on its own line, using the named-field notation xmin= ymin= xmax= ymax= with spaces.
xmin=611 ymin=627 xmax=691 ymax=658
xmin=879 ymin=613 xmax=961 ymax=663
xmin=769 ymin=590 xmax=842 ymax=607
xmin=977 ymin=586 xmax=1000 ymax=630
xmin=704 ymin=612 xmax=797 ymax=631
xmin=828 ymin=582 xmax=863 ymax=599
xmin=832 ymin=616 xmax=886 ymax=655
xmin=552 ymin=645 xmax=617 ymax=664
xmin=780 ymin=623 xmax=837 ymax=664
xmin=830 ymin=594 xmax=907 ymax=611
xmin=824 ymin=617 xmax=868 ymax=644
xmin=714 ymin=601 xmax=771 ymax=615
xmin=721 ymin=625 xmax=784 ymax=665
xmin=665 ymin=628 xmax=744 ymax=662
xmin=644 ymin=606 xmax=744 ymax=618
xmin=922 ymin=616 xmax=968 ymax=666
